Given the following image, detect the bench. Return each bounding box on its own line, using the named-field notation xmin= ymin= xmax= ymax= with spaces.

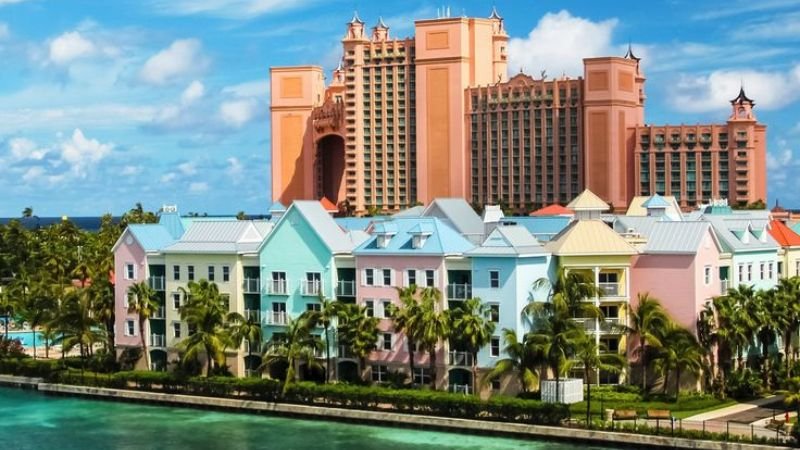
xmin=767 ymin=419 xmax=786 ymax=433
xmin=612 ymin=409 xmax=638 ymax=421
xmin=646 ymin=409 xmax=672 ymax=421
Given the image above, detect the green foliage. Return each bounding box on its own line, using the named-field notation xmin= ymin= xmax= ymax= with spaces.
xmin=0 ymin=339 xmax=25 ymax=358
xmin=725 ymin=368 xmax=763 ymax=400
xmin=0 ymin=357 xmax=61 ymax=378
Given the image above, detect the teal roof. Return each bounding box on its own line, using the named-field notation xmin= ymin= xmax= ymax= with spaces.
xmin=499 ymin=216 xmax=571 ymax=242
xmin=354 ymin=217 xmax=474 ymax=255
xmin=334 ymin=217 xmax=374 ymax=231
xmin=128 ymin=224 xmax=175 ymax=252
xmin=703 ymin=204 xmax=733 ymax=215
xmin=642 ymin=194 xmax=670 ymax=209
xmin=158 ymin=211 xmax=185 ymax=239
xmin=372 ymin=221 xmax=398 ymax=234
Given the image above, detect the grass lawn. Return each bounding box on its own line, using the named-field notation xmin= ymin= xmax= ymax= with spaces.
xmin=568 ymin=390 xmax=736 ymax=420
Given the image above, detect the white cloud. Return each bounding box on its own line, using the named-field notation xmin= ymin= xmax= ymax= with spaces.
xmin=226 ymin=156 xmax=243 ymax=177
xmin=49 ymin=31 xmax=96 ymax=65
xmin=120 ymin=165 xmax=141 ymax=176
xmin=21 ymin=166 xmax=44 ymax=183
xmin=160 ymin=172 xmax=177 ymax=183
xmin=221 ymin=79 xmax=268 ymax=98
xmin=0 ymin=0 xmax=30 ymax=5
xmin=0 ymin=23 xmax=9 ymax=40
xmin=508 ymin=10 xmax=618 ymax=77
xmin=219 ymin=98 xmax=258 ymax=128
xmin=732 ymin=11 xmax=800 ymax=40
xmin=139 ymin=39 xmax=209 ymax=85
xmin=189 ymin=181 xmax=208 ymax=193
xmin=181 ymin=80 xmax=205 ymax=104
xmin=8 ymin=137 xmax=48 ymax=160
xmin=60 ymin=128 xmax=113 ymax=176
xmin=149 ymin=0 xmax=314 ymax=19
xmin=768 ymin=147 xmax=793 ymax=171
xmin=178 ymin=161 xmax=197 ymax=175
xmin=670 ymin=64 xmax=800 ymax=113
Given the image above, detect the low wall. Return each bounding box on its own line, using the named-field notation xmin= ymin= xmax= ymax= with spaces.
xmin=31 ymin=382 xmax=784 ymax=450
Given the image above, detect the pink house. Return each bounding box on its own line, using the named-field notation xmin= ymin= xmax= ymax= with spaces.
xmin=630 ymin=221 xmax=724 ymax=335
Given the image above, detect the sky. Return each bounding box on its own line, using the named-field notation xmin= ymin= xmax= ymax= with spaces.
xmin=0 ymin=0 xmax=799 ymax=217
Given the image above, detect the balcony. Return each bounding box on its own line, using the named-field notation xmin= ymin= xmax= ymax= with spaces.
xmin=447 ymin=283 xmax=472 ymax=300
xmin=600 ymin=318 xmax=623 ymax=334
xmin=244 ymin=369 xmax=260 ymax=378
xmin=148 ymin=276 xmax=165 ymax=291
xmin=301 ymin=280 xmax=321 ymax=296
xmin=720 ymin=279 xmax=729 ymax=295
xmin=150 ymin=334 xmax=166 ymax=348
xmin=268 ymin=280 xmax=288 ymax=295
xmin=244 ymin=309 xmax=261 ymax=323
xmin=598 ymin=282 xmax=622 ymax=297
xmin=242 ymin=278 xmax=260 ymax=294
xmin=338 ymin=345 xmax=356 ymax=359
xmin=448 ymin=384 xmax=473 ymax=395
xmin=336 ymin=280 xmax=355 ymax=297
xmin=448 ymin=351 xmax=474 ymax=367
xmin=264 ymin=311 xmax=288 ymax=326
xmin=152 ymin=306 xmax=166 ymax=320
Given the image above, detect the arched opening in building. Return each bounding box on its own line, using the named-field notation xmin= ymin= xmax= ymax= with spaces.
xmin=244 ymin=355 xmax=262 ymax=377
xmin=337 ymin=360 xmax=360 ymax=383
xmin=448 ymin=368 xmax=473 ymax=394
xmin=150 ymin=350 xmax=167 ymax=372
xmin=316 ymin=135 xmax=345 ymax=205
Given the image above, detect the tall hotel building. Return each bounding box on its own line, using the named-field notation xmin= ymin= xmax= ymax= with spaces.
xmin=270 ymin=10 xmax=767 ymax=213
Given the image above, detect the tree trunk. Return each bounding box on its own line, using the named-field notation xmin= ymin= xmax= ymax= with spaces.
xmin=32 ymin=330 xmax=36 ymax=359
xmin=429 ymin=348 xmax=436 ymax=390
xmin=663 ymin=370 xmax=669 ymax=395
xmin=675 ymin=367 xmax=681 ymax=401
xmin=325 ymin=325 xmax=331 ymax=383
xmin=785 ymin=330 xmax=792 ymax=377
xmin=640 ymin=336 xmax=646 ymax=392
xmin=140 ymin=320 xmax=150 ymax=371
xmin=585 ymin=369 xmax=591 ymax=427
xmin=555 ymin=370 xmax=560 ymax=403
xmin=471 ymin=351 xmax=478 ymax=396
xmin=407 ymin=339 xmax=416 ymax=384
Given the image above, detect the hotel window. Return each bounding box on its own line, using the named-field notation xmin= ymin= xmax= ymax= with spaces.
xmin=305 ymin=272 xmax=322 ymax=295
xmin=747 ymin=264 xmax=753 ymax=282
xmin=221 ymin=294 xmax=230 ymax=310
xmin=365 ymin=269 xmax=375 ymax=286
xmin=372 ymin=365 xmax=388 ymax=382
xmin=704 ymin=266 xmax=712 ymax=285
xmin=172 ymin=293 xmax=181 ymax=309
xmin=778 ymin=262 xmax=783 ymax=277
xmin=489 ymin=304 xmax=500 ymax=323
xmin=382 ymin=333 xmax=392 ymax=351
xmin=173 ymin=265 xmax=180 ymax=281
xmin=208 ymin=266 xmax=215 ymax=281
xmin=381 ymin=300 xmax=391 ymax=319
xmin=413 ymin=368 xmax=431 ymax=385
xmin=222 ymin=266 xmax=230 ymax=282
xmin=768 ymin=262 xmax=774 ymax=280
xmin=760 ymin=263 xmax=765 ymax=280
xmin=407 ymin=269 xmax=416 ymax=286
xmin=125 ymin=320 xmax=136 ymax=336
xmin=490 ymin=337 xmax=500 ymax=357
xmin=425 ymin=270 xmax=435 ymax=287
xmin=382 ymin=269 xmax=392 ymax=286
xmin=271 ymin=272 xmax=287 ymax=294
xmin=796 ymin=260 xmax=800 ymax=277
xmin=124 ymin=263 xmax=135 ymax=280
xmin=173 ymin=322 xmax=181 ymax=339
xmin=306 ymin=303 xmax=321 ymax=312
xmin=738 ymin=264 xmax=744 ymax=282
xmin=489 ymin=270 xmax=500 ymax=288
xmin=187 ymin=265 xmax=195 ymax=281
xmin=365 ymin=299 xmax=374 ymax=317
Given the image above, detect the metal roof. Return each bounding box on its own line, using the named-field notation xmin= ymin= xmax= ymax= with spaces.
xmin=499 ymin=216 xmax=571 ymax=241
xmin=126 ymin=225 xmax=176 ymax=252
xmin=702 ymin=215 xmax=778 ymax=253
xmin=163 ymin=220 xmax=270 ymax=254
xmin=643 ymin=221 xmax=720 ymax=254
xmin=354 ymin=217 xmax=474 ymax=255
xmin=545 ymin=220 xmax=637 ymax=256
xmin=467 ymin=225 xmax=548 ymax=257
xmin=422 ymin=198 xmax=484 ymax=237
xmin=567 ymin=189 xmax=610 ymax=211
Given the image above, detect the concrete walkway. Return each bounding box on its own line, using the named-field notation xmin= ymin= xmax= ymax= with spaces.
xmin=685 ymin=396 xmax=785 ymax=422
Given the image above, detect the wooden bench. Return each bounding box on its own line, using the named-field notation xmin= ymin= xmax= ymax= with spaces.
xmin=646 ymin=409 xmax=672 ymax=421
xmin=612 ymin=409 xmax=638 ymax=421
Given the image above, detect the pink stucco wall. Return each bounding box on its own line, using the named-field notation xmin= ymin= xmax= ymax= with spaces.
xmin=355 ymin=255 xmax=447 ymax=367
xmin=114 ymin=231 xmax=146 ymax=348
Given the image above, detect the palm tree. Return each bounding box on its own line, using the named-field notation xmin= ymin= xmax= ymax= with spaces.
xmin=775 ymin=277 xmax=800 ymax=375
xmin=528 ymin=268 xmax=602 ymax=319
xmin=696 ymin=302 xmax=718 ymax=387
xmin=57 ymin=290 xmax=106 ymax=361
xmin=725 ymin=285 xmax=761 ymax=368
xmin=306 ymin=296 xmax=341 ymax=383
xmin=417 ymin=287 xmax=450 ymax=389
xmin=390 ymin=285 xmax=423 ymax=381
xmin=0 ymin=290 xmax=15 ymax=340
xmin=336 ymin=303 xmax=379 ymax=380
xmin=261 ymin=314 xmax=321 ymax=393
xmin=127 ymin=281 xmax=159 ymax=370
xmin=226 ymin=311 xmax=263 ymax=376
xmin=624 ymin=293 xmax=669 ymax=392
xmin=529 ymin=301 xmax=583 ymax=403
xmin=483 ymin=328 xmax=545 ymax=393
xmin=450 ymin=297 xmax=496 ymax=394
xmin=21 ymin=207 xmax=33 ymax=218
xmin=571 ymin=331 xmax=625 ymax=426
xmin=19 ymin=280 xmax=57 ymax=359
xmin=755 ymin=289 xmax=782 ymax=389
xmin=179 ymin=280 xmax=228 ymax=377
xmin=652 ymin=324 xmax=704 ymax=400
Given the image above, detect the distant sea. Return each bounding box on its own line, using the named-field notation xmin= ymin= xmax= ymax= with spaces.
xmin=0 ymin=216 xmax=118 ymax=232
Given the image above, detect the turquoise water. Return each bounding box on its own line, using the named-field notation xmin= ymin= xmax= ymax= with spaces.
xmin=0 ymin=387 xmax=618 ymax=450
xmin=4 ymin=331 xmax=49 ymax=348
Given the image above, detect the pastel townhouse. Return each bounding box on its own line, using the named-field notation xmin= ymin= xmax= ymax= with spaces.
xmin=545 ymin=190 xmax=638 ymax=384
xmin=352 ymin=217 xmax=474 ymax=390
xmin=767 ymin=219 xmax=800 ymax=278
xmin=258 ymin=201 xmax=368 ymax=379
xmin=466 ymin=224 xmax=552 ymax=394
xmin=160 ymin=219 xmax=272 ymax=376
xmin=112 ymin=207 xmax=184 ymax=370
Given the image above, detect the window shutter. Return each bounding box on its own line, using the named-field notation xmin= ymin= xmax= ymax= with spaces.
xmin=403 ymin=270 xmax=408 ymax=287
xmin=390 ymin=269 xmax=395 ymax=287
xmin=433 ymin=270 xmax=439 ymax=287
xmin=362 ymin=269 xmax=367 ymax=286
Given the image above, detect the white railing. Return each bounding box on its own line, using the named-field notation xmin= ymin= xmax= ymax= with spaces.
xmin=264 ymin=311 xmax=288 ymax=325
xmin=301 ymin=280 xmax=321 ymax=296
xmin=268 ymin=280 xmax=287 ymax=295
xmin=244 ymin=309 xmax=260 ymax=323
xmin=600 ymin=318 xmax=622 ymax=333
xmin=336 ymin=280 xmax=355 ymax=297
xmin=148 ymin=276 xmax=165 ymax=291
xmin=448 ymin=384 xmax=473 ymax=395
xmin=598 ymin=282 xmax=621 ymax=297
xmin=150 ymin=334 xmax=166 ymax=348
xmin=448 ymin=350 xmax=474 ymax=367
xmin=447 ymin=283 xmax=472 ymax=300
xmin=720 ymin=279 xmax=729 ymax=295
xmin=245 ymin=369 xmax=260 ymax=378
xmin=152 ymin=306 xmax=166 ymax=319
xmin=242 ymin=278 xmax=260 ymax=294
xmin=338 ymin=345 xmax=355 ymax=359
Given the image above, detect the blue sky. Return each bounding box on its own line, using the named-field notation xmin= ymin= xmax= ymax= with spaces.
xmin=0 ymin=0 xmax=798 ymax=216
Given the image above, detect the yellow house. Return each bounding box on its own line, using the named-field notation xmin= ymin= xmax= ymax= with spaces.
xmin=545 ymin=190 xmax=638 ymax=383
xmin=768 ymin=219 xmax=800 ymax=278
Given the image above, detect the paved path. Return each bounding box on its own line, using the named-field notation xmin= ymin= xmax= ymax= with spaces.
xmin=685 ymin=396 xmax=784 ymax=422
xmin=716 ymin=396 xmax=786 ymax=424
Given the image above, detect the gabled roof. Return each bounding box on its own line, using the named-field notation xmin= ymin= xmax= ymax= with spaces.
xmin=482 ymin=205 xmax=505 ymax=223
xmin=567 ymin=189 xmax=609 ymax=211
xmin=530 ymin=204 xmax=574 ymax=216
xmin=467 ymin=225 xmax=548 ymax=257
xmin=613 ymin=216 xmax=661 ymax=238
xmin=626 ymin=195 xmax=683 ymax=219
xmin=422 ymin=198 xmax=484 ymax=237
xmin=118 ymin=224 xmax=176 ymax=253
xmin=163 ymin=220 xmax=272 ymax=254
xmin=269 ymin=201 xmax=287 ymax=213
xmin=158 ymin=211 xmax=185 ymax=239
xmin=262 ymin=200 xmax=355 ymax=254
xmin=319 ymin=197 xmax=338 ymax=213
xmin=335 ymin=217 xmax=374 ymax=231
xmin=393 ymin=205 xmax=425 ymax=217
xmin=703 ymin=215 xmax=777 ymax=253
xmin=769 ymin=220 xmax=800 ymax=247
xmin=643 ymin=221 xmax=721 ymax=254
xmin=500 ymin=216 xmax=572 ymax=242
xmin=354 ymin=217 xmax=474 ymax=256
xmin=545 ymin=220 xmax=636 ymax=256
xmin=642 ymin=193 xmax=670 ymax=209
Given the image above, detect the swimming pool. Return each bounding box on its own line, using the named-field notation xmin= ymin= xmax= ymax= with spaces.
xmin=3 ymin=330 xmax=53 ymax=348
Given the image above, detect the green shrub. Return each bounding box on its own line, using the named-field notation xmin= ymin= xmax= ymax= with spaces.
xmin=0 ymin=357 xmax=61 ymax=378
xmin=726 ymin=368 xmax=762 ymax=400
